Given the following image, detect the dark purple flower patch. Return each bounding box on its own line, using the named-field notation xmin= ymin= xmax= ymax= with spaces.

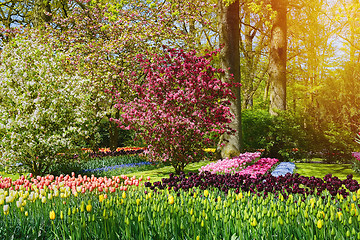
xmin=145 ymin=171 xmax=359 ymax=198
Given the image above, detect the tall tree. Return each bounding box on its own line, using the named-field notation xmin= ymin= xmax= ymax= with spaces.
xmin=32 ymin=0 xmax=52 ymax=27
xmin=269 ymin=0 xmax=287 ymax=115
xmin=217 ymin=0 xmax=242 ymax=158
xmin=240 ymin=0 xmax=272 ymax=109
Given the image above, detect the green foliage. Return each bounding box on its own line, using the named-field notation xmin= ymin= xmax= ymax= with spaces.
xmin=241 ymin=109 xmax=355 ymax=162
xmin=242 ymin=110 xmax=305 ymax=161
xmin=242 ymin=109 xmax=272 ymax=151
xmin=96 ymin=118 xmax=135 ymax=148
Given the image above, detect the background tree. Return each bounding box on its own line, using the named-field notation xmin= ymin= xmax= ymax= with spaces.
xmin=217 ymin=0 xmax=242 ymax=158
xmin=268 ymin=0 xmax=287 ymax=115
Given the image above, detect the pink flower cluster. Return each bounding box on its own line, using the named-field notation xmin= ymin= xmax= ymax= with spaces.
xmin=199 ymin=152 xmax=261 ymax=174
xmin=237 ymin=158 xmax=278 ymax=178
xmin=352 ymin=152 xmax=360 ymax=161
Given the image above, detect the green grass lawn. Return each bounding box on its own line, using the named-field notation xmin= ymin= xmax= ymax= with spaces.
xmin=0 ymin=171 xmax=22 ymax=180
xmin=129 ymin=160 xmax=213 ymax=182
xmin=3 ymin=161 xmax=360 ymax=184
xmin=294 ymin=163 xmax=360 ymax=182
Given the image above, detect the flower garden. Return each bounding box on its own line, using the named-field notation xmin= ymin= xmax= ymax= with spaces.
xmin=2 ymin=150 xmax=360 ymax=239
xmin=1 ymin=0 xmax=360 ymax=239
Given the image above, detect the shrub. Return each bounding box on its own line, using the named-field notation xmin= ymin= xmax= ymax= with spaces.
xmin=242 ymin=110 xmax=306 ymax=161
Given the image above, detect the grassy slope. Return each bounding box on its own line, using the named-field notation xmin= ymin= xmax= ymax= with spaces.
xmin=294 ymin=163 xmax=360 ymax=182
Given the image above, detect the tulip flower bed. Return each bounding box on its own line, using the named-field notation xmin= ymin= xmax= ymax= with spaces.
xmin=146 ymin=172 xmax=360 ymax=198
xmin=199 ymin=152 xmax=262 ymax=174
xmin=2 ymin=172 xmax=360 ymax=239
xmin=199 ymin=152 xmax=278 ymax=178
xmin=86 ymin=147 xmax=144 ymax=158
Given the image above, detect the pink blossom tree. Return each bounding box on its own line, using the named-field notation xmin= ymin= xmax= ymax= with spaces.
xmin=113 ymin=48 xmax=239 ymax=174
xmin=36 ymin=0 xmax=213 ymax=151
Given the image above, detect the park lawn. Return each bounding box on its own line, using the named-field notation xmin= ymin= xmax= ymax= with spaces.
xmin=0 ymin=171 xmax=22 ymax=180
xmin=294 ymin=163 xmax=360 ymax=182
xmin=3 ymin=161 xmax=360 ymax=184
xmin=128 ymin=160 xmax=214 ymax=183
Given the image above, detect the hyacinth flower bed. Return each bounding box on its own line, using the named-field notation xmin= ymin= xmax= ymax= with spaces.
xmin=50 ymin=154 xmax=158 ymax=177
xmin=81 ymin=161 xmax=157 ymax=176
xmin=2 ymin=172 xmax=360 ymax=239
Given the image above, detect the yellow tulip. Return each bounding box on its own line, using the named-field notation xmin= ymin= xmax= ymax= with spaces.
xmin=40 ymin=189 xmax=45 ymax=196
xmin=80 ymin=201 xmax=85 ymax=212
xmin=136 ymin=198 xmax=141 ymax=205
xmin=99 ymin=194 xmax=104 ymax=203
xmin=204 ymin=190 xmax=209 ymax=198
xmin=251 ymin=218 xmax=258 ymax=227
xmin=317 ymin=219 xmax=323 ymax=229
xmin=86 ymin=204 xmax=92 ymax=212
xmin=49 ymin=210 xmax=55 ymax=220
xmin=122 ymin=191 xmax=126 ymax=199
xmin=168 ymin=195 xmax=174 ymax=205
xmin=25 ymin=211 xmax=28 ymax=217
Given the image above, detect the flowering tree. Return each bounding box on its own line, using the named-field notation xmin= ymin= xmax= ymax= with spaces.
xmin=113 ymin=48 xmax=239 ymax=174
xmin=0 ymin=35 xmax=94 ymax=175
xmin=32 ymin=0 xmax=214 ymax=151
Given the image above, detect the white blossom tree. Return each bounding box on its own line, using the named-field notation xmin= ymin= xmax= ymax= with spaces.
xmin=0 ymin=34 xmax=97 ymax=175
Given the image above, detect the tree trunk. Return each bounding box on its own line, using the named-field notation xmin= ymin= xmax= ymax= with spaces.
xmin=109 ymin=110 xmax=120 ymax=151
xmin=269 ymin=0 xmax=287 ymax=116
xmin=217 ymin=0 xmax=242 ymax=159
xmin=32 ymin=0 xmax=52 ymax=27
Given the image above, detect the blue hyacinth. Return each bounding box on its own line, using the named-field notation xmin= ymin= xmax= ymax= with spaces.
xmin=82 ymin=161 xmax=153 ymax=173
